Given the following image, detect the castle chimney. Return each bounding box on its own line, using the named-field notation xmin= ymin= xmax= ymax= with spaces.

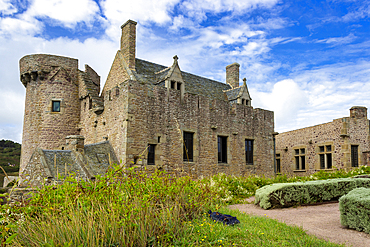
xmin=350 ymin=106 xmax=367 ymax=119
xmin=226 ymin=63 xmax=240 ymax=88
xmin=120 ymin=20 xmax=137 ymax=70
xmin=65 ymin=135 xmax=85 ymax=153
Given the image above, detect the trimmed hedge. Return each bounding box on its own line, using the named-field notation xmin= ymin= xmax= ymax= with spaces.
xmin=255 ymin=177 xmax=370 ymax=209
xmin=339 ymin=187 xmax=370 ymax=234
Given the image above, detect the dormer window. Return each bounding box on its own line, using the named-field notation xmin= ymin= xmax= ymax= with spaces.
xmin=242 ymin=99 xmax=245 ymax=105
xmin=245 ymin=100 xmax=248 ymax=106
xmin=171 ymin=81 xmax=175 ymax=89
xmin=177 ymin=82 xmax=181 ymax=90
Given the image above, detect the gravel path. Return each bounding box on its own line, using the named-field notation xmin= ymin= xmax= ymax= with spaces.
xmin=229 ymin=198 xmax=370 ymax=247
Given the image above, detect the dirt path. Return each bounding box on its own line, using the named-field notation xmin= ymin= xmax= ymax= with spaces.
xmin=229 ymin=199 xmax=370 ymax=247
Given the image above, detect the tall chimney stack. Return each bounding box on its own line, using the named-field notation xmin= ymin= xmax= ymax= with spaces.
xmin=120 ymin=20 xmax=137 ymax=70
xmin=226 ymin=63 xmax=240 ymax=88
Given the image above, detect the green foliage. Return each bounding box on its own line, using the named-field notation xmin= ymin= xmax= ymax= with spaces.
xmin=204 ymin=166 xmax=370 ymax=205
xmin=5 ymin=165 xmax=219 ymax=246
xmin=255 ymin=177 xmax=370 ymax=209
xmin=339 ymin=187 xmax=370 ymax=234
xmin=0 ymin=140 xmax=20 ymax=186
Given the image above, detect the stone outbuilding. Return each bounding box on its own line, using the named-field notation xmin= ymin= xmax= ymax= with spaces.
xmin=275 ymin=106 xmax=370 ymax=176
xmin=19 ymin=20 xmax=276 ymax=186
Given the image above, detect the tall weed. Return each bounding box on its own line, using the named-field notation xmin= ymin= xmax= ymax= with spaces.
xmin=7 ymin=165 xmax=219 ymax=246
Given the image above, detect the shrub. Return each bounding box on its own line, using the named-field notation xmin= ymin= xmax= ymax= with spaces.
xmin=5 ymin=165 xmax=219 ymax=247
xmin=255 ymin=177 xmax=370 ymax=209
xmin=339 ymin=187 xmax=370 ymax=234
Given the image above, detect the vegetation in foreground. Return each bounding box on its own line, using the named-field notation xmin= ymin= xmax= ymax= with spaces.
xmin=1 ymin=165 xmax=368 ymax=246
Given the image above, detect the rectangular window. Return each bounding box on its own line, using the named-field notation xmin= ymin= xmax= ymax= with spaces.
xmin=276 ymin=154 xmax=281 ymax=173
xmin=52 ymin=100 xmax=60 ymax=112
xmin=245 ymin=139 xmax=253 ymax=165
xmin=351 ymin=145 xmax=359 ymax=167
xmin=294 ymin=148 xmax=306 ymax=170
xmin=177 ymin=82 xmax=181 ymax=90
xmin=218 ymin=136 xmax=227 ymax=163
xmin=171 ymin=81 xmax=175 ymax=89
xmin=147 ymin=144 xmax=156 ymax=165
xmin=318 ymin=145 xmax=333 ymax=169
xmin=183 ymin=132 xmax=194 ymax=162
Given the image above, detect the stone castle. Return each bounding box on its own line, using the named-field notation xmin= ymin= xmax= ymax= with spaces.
xmin=19 ymin=20 xmax=275 ymax=186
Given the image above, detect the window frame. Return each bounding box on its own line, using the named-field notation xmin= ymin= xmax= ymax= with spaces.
xmin=318 ymin=145 xmax=333 ymax=169
xmin=351 ymin=145 xmax=359 ymax=167
xmin=294 ymin=148 xmax=306 ymax=171
xmin=217 ymin=136 xmax=228 ymax=163
xmin=183 ymin=131 xmax=194 ymax=162
xmin=245 ymin=139 xmax=253 ymax=165
xmin=52 ymin=100 xmax=61 ymax=112
xmin=147 ymin=144 xmax=156 ymax=165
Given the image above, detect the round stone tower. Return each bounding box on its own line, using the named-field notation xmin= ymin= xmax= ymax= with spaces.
xmin=19 ymin=54 xmax=81 ymax=174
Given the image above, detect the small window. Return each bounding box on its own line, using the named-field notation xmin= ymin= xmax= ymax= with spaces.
xmin=242 ymin=99 xmax=245 ymax=105
xmin=171 ymin=81 xmax=175 ymax=89
xmin=245 ymin=100 xmax=248 ymax=106
xmin=52 ymin=101 xmax=61 ymax=112
xmin=183 ymin=132 xmax=194 ymax=162
xmin=147 ymin=144 xmax=156 ymax=165
xmin=116 ymin=87 xmax=119 ymax=96
xmin=294 ymin=148 xmax=305 ymax=170
xmin=89 ymin=97 xmax=93 ymax=109
xmin=218 ymin=136 xmax=227 ymax=163
xmin=319 ymin=146 xmax=324 ymax=152
xmin=177 ymin=82 xmax=181 ymax=90
xmin=245 ymin=139 xmax=253 ymax=165
xmin=351 ymin=145 xmax=359 ymax=167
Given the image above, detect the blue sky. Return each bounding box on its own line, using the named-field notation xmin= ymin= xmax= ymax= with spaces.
xmin=1 ymin=0 xmax=370 ymax=143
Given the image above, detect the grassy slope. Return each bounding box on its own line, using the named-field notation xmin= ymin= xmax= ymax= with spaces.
xmin=0 ymin=140 xmax=21 ymax=186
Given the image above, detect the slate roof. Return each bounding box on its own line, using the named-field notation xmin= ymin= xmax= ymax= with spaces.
xmin=43 ymin=150 xmax=88 ymax=178
xmin=135 ymin=58 xmax=232 ymax=101
xmin=224 ymin=87 xmax=242 ymax=101
xmin=40 ymin=141 xmax=118 ymax=179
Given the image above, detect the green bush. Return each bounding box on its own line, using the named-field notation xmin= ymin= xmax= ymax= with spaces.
xmin=204 ymin=166 xmax=370 ymax=204
xmin=4 ymin=165 xmax=219 ymax=247
xmin=339 ymin=187 xmax=370 ymax=234
xmin=255 ymin=177 xmax=370 ymax=209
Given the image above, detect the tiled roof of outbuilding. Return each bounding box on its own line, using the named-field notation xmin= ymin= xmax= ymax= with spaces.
xmin=135 ymin=58 xmax=231 ymax=101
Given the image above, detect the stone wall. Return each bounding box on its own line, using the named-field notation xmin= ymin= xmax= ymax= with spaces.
xmin=276 ymin=107 xmax=370 ymax=176
xmin=111 ymin=79 xmax=275 ymax=177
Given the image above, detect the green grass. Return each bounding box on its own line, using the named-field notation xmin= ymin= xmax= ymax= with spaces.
xmin=1 ymin=164 xmax=367 ymax=246
xmin=178 ymin=208 xmax=343 ymax=246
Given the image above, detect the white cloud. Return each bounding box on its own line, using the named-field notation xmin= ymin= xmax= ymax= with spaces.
xmin=251 ymin=79 xmax=308 ymax=131
xmin=181 ymin=0 xmax=279 ymax=15
xmin=0 ymin=17 xmax=42 ymax=37
xmin=0 ymin=0 xmax=17 ymax=15
xmin=315 ymin=33 xmax=356 ymax=46
xmin=25 ymin=0 xmax=100 ymax=27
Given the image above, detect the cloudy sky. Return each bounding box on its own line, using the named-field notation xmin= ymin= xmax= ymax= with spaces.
xmin=1 ymin=0 xmax=370 ymax=143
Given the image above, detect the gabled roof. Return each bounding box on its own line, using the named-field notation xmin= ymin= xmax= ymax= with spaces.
xmin=224 ymin=79 xmax=252 ymax=102
xmin=224 ymin=87 xmax=242 ymax=101
xmin=135 ymin=58 xmax=231 ymax=101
